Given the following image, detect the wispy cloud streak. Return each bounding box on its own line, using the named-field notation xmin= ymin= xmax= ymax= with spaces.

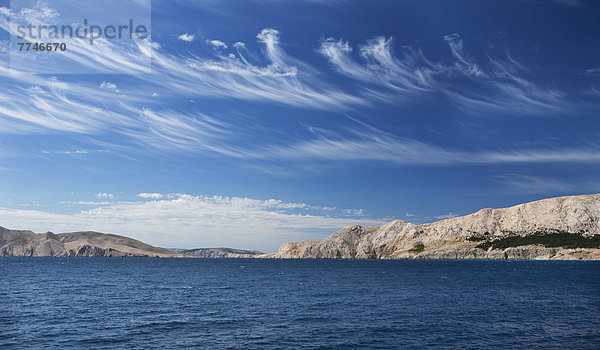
xmin=0 ymin=7 xmax=364 ymax=110
xmin=319 ymin=37 xmax=438 ymax=99
xmin=0 ymin=4 xmax=594 ymax=171
xmin=226 ymin=121 xmax=600 ymax=166
xmin=319 ymin=33 xmax=573 ymax=115
xmin=495 ymin=174 xmax=574 ymax=193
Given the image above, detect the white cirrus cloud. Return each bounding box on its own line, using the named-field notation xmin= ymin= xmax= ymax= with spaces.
xmin=0 ymin=6 xmax=585 ymax=117
xmin=0 ymin=5 xmax=595 ymax=172
xmin=222 ymin=120 xmax=600 ymax=166
xmin=319 ymin=33 xmax=574 ymax=115
xmin=2 ymin=11 xmax=365 ymax=113
xmin=95 ymin=192 xmax=114 ymax=199
xmin=494 ymin=174 xmax=575 ymax=194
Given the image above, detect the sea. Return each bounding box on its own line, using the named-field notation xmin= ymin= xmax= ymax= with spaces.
xmin=1 ymin=258 xmax=598 ymax=349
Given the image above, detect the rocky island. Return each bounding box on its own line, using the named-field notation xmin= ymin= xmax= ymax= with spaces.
xmin=262 ymin=194 xmax=600 ymax=260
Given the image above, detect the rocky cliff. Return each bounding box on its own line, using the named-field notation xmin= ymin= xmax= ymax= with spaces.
xmin=0 ymin=228 xmax=186 ymax=257
xmin=265 ymin=194 xmax=600 ymax=260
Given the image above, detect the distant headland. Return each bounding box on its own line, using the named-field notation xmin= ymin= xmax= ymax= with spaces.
xmin=262 ymin=194 xmax=600 ymax=260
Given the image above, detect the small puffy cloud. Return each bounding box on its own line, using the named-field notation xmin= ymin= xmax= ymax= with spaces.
xmin=99 ymin=81 xmax=119 ymax=92
xmin=342 ymin=208 xmax=365 ymax=216
xmin=233 ymin=41 xmax=246 ymax=49
xmin=137 ymin=193 xmax=163 ymax=199
xmin=208 ymin=39 xmax=227 ymax=49
xmin=96 ymin=192 xmax=114 ymax=199
xmin=178 ymin=33 xmax=195 ymax=42
xmin=256 ymin=28 xmax=280 ymax=45
xmin=443 ymin=33 xmax=461 ymax=42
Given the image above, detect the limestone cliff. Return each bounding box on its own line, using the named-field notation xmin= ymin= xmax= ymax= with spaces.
xmin=0 ymin=228 xmax=186 ymax=257
xmin=265 ymin=194 xmax=600 ymax=260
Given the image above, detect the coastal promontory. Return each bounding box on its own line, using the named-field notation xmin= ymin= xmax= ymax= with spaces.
xmin=262 ymin=194 xmax=600 ymax=260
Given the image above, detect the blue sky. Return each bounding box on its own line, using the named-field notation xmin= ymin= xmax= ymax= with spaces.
xmin=0 ymin=0 xmax=598 ymax=252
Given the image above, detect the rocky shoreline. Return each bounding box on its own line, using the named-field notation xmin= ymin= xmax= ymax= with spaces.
xmin=2 ymin=194 xmax=599 ymax=260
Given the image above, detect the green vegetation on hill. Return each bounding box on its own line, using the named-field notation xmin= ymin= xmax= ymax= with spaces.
xmin=475 ymin=231 xmax=600 ymax=250
xmin=466 ymin=235 xmax=487 ymax=242
xmin=409 ymin=243 xmax=425 ymax=253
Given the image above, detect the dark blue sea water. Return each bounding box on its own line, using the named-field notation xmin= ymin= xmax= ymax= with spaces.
xmin=1 ymin=258 xmax=598 ymax=349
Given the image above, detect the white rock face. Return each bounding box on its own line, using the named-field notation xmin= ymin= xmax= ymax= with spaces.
xmin=268 ymin=194 xmax=600 ymax=260
xmin=180 ymin=247 xmax=263 ymax=258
